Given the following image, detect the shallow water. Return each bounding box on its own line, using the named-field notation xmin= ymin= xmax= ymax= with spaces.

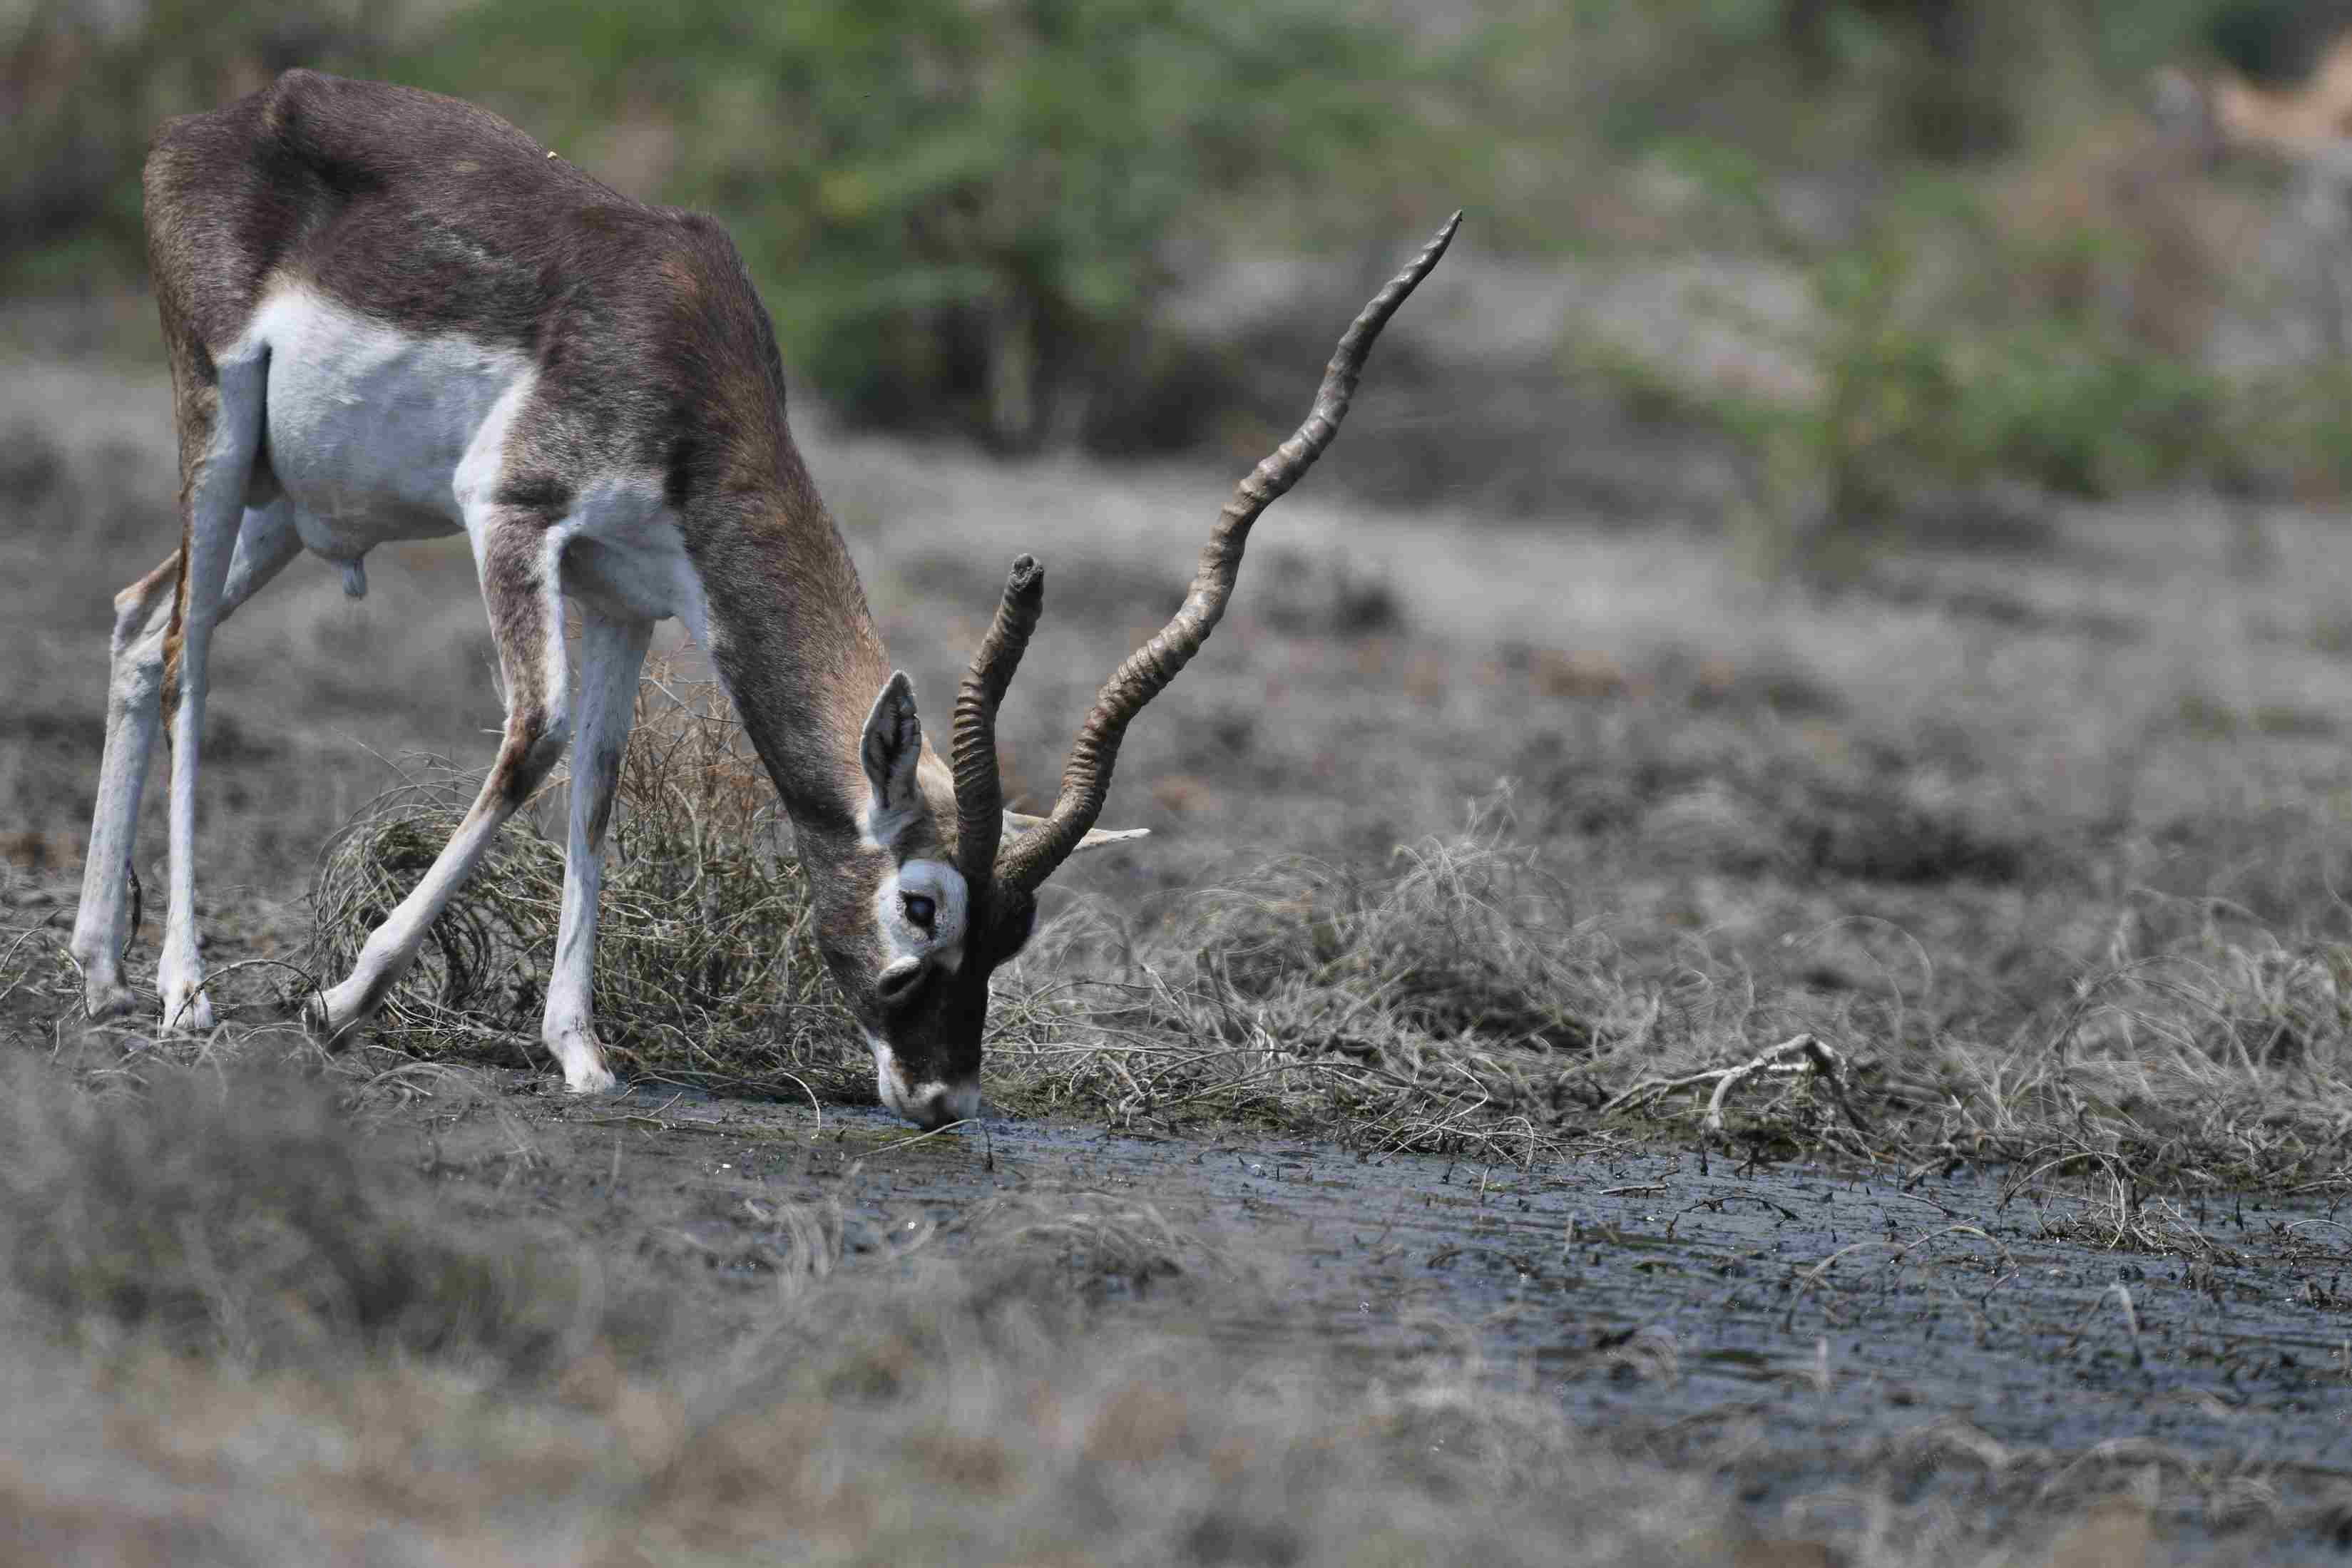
xmin=495 ymin=1081 xmax=2352 ymax=1557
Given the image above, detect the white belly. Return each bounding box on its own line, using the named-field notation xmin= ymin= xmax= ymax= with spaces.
xmin=244 ymin=285 xmax=709 ymax=641
xmin=250 ymin=287 xmax=522 ymax=557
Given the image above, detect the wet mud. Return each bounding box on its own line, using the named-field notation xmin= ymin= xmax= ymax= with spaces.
xmin=431 ymin=1078 xmax=2352 ymax=1558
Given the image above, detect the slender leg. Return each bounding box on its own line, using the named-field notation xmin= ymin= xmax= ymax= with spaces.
xmin=155 ymin=356 xmax=270 ymax=1032
xmin=310 ymin=516 xmax=573 ymax=1044
xmin=72 ymin=551 xmax=178 ymax=1018
xmin=540 ymin=607 xmax=652 ymax=1092
xmin=72 ymin=503 xmax=302 ymax=1018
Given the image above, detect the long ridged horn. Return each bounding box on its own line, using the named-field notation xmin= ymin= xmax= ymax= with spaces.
xmin=994 ymin=212 xmax=1461 ymax=898
xmin=951 ymin=553 xmax=1044 ymax=885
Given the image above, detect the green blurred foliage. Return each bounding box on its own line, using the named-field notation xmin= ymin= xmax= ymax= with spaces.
xmin=407 ymin=0 xmax=1456 ymax=449
xmin=6 ymin=0 xmax=2345 ymax=496
xmin=4 ymin=0 xmax=1461 ymax=450
xmin=1953 ymin=329 xmax=2219 ymax=499
xmin=1535 ymin=0 xmax=2218 ymax=172
xmin=3 ymin=1 xmax=387 ymax=291
xmin=1626 ymin=166 xmax=2230 ymax=580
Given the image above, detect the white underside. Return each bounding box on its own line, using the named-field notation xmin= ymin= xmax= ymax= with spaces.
xmin=247 ymin=287 xmax=710 ymax=641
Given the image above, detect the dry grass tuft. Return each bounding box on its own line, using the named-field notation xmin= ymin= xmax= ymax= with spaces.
xmin=292 ymin=664 xmax=2352 ymax=1185
xmin=309 ymin=667 xmax=861 ymax=1095
xmin=307 ymin=685 xmax=1654 ymax=1157
xmin=1916 ymin=904 xmax=2352 ymax=1187
xmin=991 ymin=801 xmax=1644 ymax=1157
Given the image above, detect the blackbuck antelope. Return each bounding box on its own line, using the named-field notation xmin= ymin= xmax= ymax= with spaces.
xmin=68 ymin=71 xmax=1457 ymax=1127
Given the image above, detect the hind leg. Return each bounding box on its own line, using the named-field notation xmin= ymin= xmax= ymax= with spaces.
xmin=154 ymin=354 xmax=271 ymax=1031
xmin=72 ymin=550 xmax=178 ymax=1018
xmin=72 ymin=501 xmax=301 ymax=1018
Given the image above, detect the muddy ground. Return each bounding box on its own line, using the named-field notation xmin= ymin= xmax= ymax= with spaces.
xmin=15 ymin=1011 xmax=2340 ymax=1559
xmin=9 ymin=302 xmax=2352 ymax=1560
xmin=328 ymin=1072 xmax=2352 ymax=1557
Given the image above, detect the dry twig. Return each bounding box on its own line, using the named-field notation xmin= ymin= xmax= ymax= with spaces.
xmin=1603 ymin=1033 xmax=1868 ymax=1134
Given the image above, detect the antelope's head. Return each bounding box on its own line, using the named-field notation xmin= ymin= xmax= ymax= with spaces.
xmin=827 ymin=212 xmax=1461 ymax=1129
xmin=825 ymin=632 xmax=1141 ymax=1129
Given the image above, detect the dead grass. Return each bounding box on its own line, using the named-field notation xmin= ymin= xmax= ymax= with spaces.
xmin=307 ymin=667 xmax=861 ymax=1098
xmin=990 ymin=798 xmax=1652 ymax=1157
xmin=1889 ymin=906 xmax=2352 ymax=1189
xmin=299 ymin=677 xmax=1648 ymax=1157
xmin=276 ymin=660 xmax=2352 ymax=1189
xmin=0 ymin=1055 xmax=660 ymax=1373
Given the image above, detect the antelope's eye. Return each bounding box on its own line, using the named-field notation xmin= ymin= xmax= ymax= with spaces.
xmin=901 ymin=893 xmax=936 ymax=931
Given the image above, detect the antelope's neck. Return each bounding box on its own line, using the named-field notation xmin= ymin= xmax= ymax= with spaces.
xmin=691 ymin=476 xmax=892 ymax=854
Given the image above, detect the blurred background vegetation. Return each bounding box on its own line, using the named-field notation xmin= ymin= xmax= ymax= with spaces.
xmin=10 ymin=0 xmax=2352 ymax=570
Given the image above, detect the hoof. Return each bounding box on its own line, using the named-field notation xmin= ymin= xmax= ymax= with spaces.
xmin=548 ymin=1026 xmax=618 ymax=1094
xmin=562 ymin=1065 xmax=620 ymax=1095
xmin=299 ymin=990 xmax=360 ymax=1050
xmin=83 ymin=980 xmax=141 ymax=1022
xmin=159 ymin=983 xmax=214 ymax=1033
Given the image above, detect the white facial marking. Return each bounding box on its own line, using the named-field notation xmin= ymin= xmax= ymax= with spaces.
xmin=866 ymin=1031 xmax=907 ymax=1117
xmin=916 ymin=1079 xmax=982 ymax=1125
xmin=866 ymin=1032 xmax=978 ymax=1127
xmin=874 ymin=859 xmax=968 ymax=972
xmin=861 ymin=800 xmax=921 ymax=856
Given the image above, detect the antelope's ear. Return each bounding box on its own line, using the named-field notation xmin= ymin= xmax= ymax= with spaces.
xmin=1003 ymin=809 xmax=1149 ymax=854
xmin=861 ymin=672 xmax=925 ymax=848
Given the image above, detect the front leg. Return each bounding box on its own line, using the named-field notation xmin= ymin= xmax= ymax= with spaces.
xmin=539 ymin=607 xmax=651 ymax=1092
xmin=310 ymin=516 xmax=573 ymax=1045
